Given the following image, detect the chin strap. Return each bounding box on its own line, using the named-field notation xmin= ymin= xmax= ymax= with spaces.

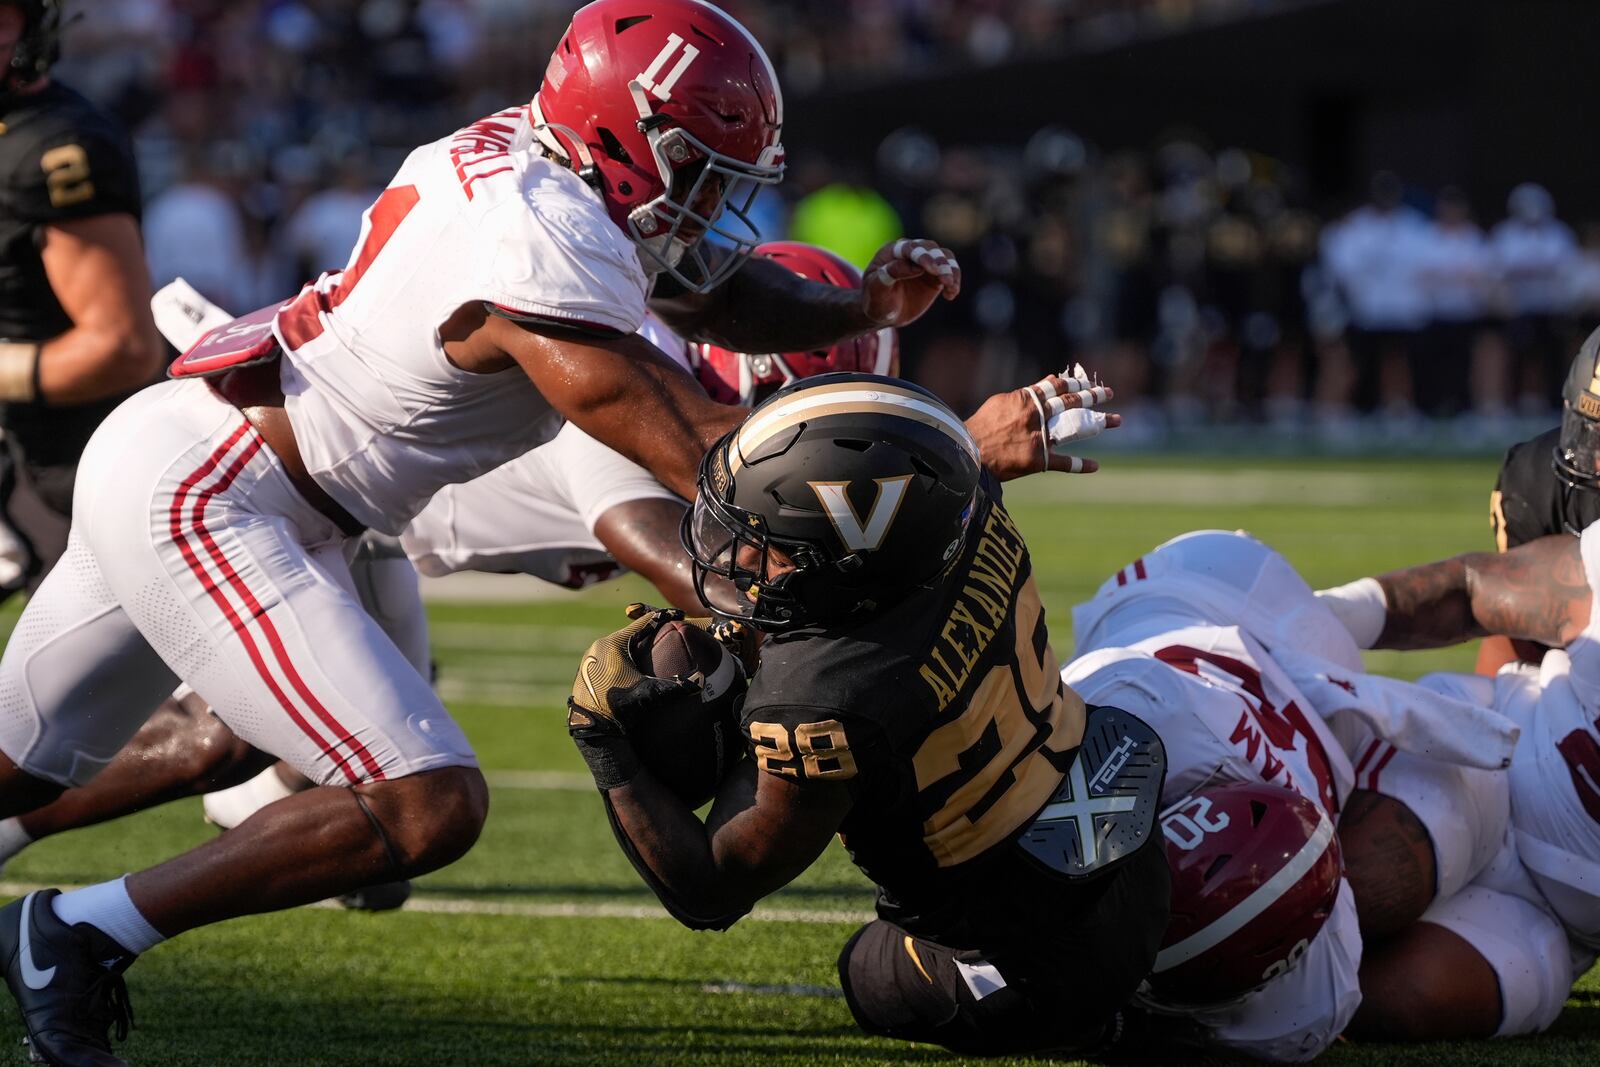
xmin=598 ymin=789 xmax=748 ymax=932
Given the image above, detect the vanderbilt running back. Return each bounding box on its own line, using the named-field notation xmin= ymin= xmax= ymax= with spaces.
xmin=739 ymin=486 xmax=1086 ymax=929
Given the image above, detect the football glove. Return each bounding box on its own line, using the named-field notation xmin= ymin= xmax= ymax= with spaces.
xmin=568 ymin=605 xmax=703 ymax=790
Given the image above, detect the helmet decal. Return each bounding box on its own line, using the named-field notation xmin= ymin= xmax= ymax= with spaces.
xmin=732 ymin=383 xmax=979 ymax=473
xmin=809 ymin=476 xmax=913 ymax=553
xmin=635 ymin=33 xmax=701 ymax=102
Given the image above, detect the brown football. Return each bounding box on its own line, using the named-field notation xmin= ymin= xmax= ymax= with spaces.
xmin=632 ymin=620 xmax=748 ymax=807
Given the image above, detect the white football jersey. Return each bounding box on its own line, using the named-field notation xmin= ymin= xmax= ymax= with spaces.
xmin=400 ymin=314 xmax=688 ymax=584
xmin=1499 ymin=522 xmax=1600 ymax=949
xmin=273 ymin=105 xmax=649 ymax=534
xmin=1066 ymin=534 xmax=1365 ymax=1060
xmin=1065 ymin=629 xmax=1360 ymax=1063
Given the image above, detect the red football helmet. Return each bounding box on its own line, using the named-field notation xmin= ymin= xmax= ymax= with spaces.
xmin=690 ymin=242 xmax=900 ymax=405
xmin=533 ymin=0 xmax=785 ymax=293
xmin=1148 ymin=782 xmax=1342 ymax=1006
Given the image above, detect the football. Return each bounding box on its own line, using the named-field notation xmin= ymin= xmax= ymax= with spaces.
xmin=630 ymin=620 xmax=749 ymax=807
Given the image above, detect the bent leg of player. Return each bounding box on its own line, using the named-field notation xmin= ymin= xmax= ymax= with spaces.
xmin=0 ymin=531 xmax=434 ymax=874
xmin=0 ymin=380 xmax=484 ymax=1063
xmin=16 ymin=535 xmax=434 ymax=911
xmin=1338 ymin=740 xmax=1508 ymax=939
xmin=837 ymin=839 xmax=1170 ymax=1057
xmin=1350 ymin=832 xmax=1578 ymax=1040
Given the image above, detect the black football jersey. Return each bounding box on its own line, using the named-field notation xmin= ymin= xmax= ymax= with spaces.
xmin=739 ymin=487 xmax=1086 ymax=929
xmin=1492 ymin=427 xmax=1600 ymax=549
xmin=0 ymin=81 xmax=142 ymax=468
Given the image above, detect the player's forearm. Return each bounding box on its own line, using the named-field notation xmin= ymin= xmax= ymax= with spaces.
xmin=606 ymin=773 xmax=757 ymax=928
xmin=1372 ymin=558 xmax=1485 ymax=650
xmin=35 ymin=322 xmax=164 ymax=404
xmin=652 ymin=256 xmax=874 ymax=352
xmin=1377 ymin=536 xmax=1591 ymax=651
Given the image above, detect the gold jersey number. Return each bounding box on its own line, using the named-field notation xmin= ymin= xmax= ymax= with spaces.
xmin=41 ymin=144 xmax=95 ymax=209
xmin=911 ymin=577 xmax=1085 ymax=867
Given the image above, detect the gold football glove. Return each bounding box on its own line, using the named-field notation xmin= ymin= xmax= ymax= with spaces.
xmin=568 ymin=605 xmax=701 ymax=790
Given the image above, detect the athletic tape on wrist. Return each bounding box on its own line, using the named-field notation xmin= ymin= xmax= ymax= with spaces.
xmin=0 ymin=343 xmax=39 ymax=402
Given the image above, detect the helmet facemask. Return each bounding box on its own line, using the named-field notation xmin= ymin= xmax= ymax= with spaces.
xmin=625 ymin=83 xmax=784 ymax=294
xmin=682 ymin=439 xmax=871 ymax=631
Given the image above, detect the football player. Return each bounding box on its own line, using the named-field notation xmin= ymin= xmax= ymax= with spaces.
xmin=1318 ymin=527 xmax=1600 ymax=1041
xmin=1479 ymin=323 xmax=1600 ymax=672
xmin=0 ymin=243 xmax=1112 ymax=876
xmin=567 ymin=373 xmax=1169 ymax=1057
xmin=0 ymin=2 xmax=1034 ymax=1061
xmin=0 ymin=0 xmax=163 ymax=594
xmin=1063 ymin=530 xmax=1525 ymax=1059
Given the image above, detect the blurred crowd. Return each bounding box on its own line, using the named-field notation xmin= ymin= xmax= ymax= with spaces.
xmin=53 ymin=0 xmax=1588 ymax=444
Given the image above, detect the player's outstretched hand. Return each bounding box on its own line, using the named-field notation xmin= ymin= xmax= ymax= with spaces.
xmin=567 ymin=604 xmax=701 ymax=790
xmin=861 ymin=238 xmax=961 ymax=327
xmin=965 ymin=364 xmax=1120 ymax=481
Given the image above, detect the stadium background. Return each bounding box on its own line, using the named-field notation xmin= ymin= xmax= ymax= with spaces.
xmin=64 ymin=0 xmax=1600 ymax=447
xmin=13 ymin=1 xmax=1600 ymax=1064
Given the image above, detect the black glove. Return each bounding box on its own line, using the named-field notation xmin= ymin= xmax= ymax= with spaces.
xmin=567 ymin=605 xmax=703 ymax=790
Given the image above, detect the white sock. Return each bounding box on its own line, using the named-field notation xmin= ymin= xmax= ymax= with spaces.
xmin=1315 ymin=577 xmax=1389 ymax=649
xmin=50 ymin=877 xmax=166 ymax=955
xmin=0 ymin=817 xmax=33 ymax=865
xmin=202 ymin=765 xmax=297 ymax=830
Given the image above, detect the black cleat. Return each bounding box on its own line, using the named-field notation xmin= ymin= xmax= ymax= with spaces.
xmin=0 ymin=891 xmax=134 ymax=1067
xmin=336 ymin=879 xmax=412 ymax=912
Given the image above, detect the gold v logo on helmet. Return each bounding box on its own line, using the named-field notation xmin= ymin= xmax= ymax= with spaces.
xmin=809 ymin=476 xmax=913 ymax=553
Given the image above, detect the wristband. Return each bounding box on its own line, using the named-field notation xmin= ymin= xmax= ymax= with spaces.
xmin=571 ymin=729 xmax=641 ymax=791
xmin=1314 ymin=577 xmax=1389 ymax=649
xmin=0 ymin=343 xmax=39 ymax=402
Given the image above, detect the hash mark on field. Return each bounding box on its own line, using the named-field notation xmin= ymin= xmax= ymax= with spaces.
xmin=0 ymin=881 xmax=872 ymax=926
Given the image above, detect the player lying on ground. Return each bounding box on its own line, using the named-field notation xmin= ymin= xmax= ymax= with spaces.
xmin=1315 ymin=529 xmax=1600 ymax=1044
xmin=568 ymin=372 xmax=1170 ymax=1057
xmin=0 ymin=245 xmax=1116 ymax=904
xmin=1067 ymin=530 xmax=1552 ymax=1061
xmin=0 ymin=2 xmax=1026 ymax=1062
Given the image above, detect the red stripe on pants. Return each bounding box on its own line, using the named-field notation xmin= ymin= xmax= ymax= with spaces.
xmin=168 ymin=425 xmax=366 ymax=783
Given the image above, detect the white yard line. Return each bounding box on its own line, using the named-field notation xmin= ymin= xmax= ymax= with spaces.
xmin=0 ymin=880 xmax=869 ymax=926
xmin=484 ymin=770 xmax=593 ymax=791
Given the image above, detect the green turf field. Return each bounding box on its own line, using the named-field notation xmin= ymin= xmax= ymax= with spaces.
xmin=3 ymin=454 xmax=1593 ymax=1066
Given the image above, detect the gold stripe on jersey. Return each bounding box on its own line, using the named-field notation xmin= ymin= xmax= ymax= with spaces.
xmin=1490 ymin=489 xmax=1508 ymax=553
xmin=729 ymin=383 xmax=979 ymax=474
xmin=910 ymin=502 xmax=1086 ymax=868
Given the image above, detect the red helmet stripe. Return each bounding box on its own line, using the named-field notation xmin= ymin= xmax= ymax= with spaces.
xmin=1153 ymin=808 xmax=1336 ymax=971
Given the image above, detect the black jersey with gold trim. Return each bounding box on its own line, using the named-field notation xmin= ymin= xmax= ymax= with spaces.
xmin=739 ymin=487 xmax=1086 ymax=928
xmin=1493 ymin=427 xmax=1600 ymax=549
xmin=0 ymin=81 xmax=141 ymax=468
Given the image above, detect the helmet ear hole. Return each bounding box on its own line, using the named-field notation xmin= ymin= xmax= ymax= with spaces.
xmin=596 ymin=127 xmax=632 ymax=166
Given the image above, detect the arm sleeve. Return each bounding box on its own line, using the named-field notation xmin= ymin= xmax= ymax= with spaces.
xmin=541 ymin=422 xmax=682 ymax=533
xmin=10 ymin=122 xmax=140 ymax=225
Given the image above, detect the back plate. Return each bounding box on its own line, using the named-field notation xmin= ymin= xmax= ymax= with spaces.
xmin=1016 ymin=705 xmax=1166 ymax=879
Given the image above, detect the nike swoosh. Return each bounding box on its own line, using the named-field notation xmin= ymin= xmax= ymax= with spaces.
xmin=18 ymin=895 xmax=54 ymax=990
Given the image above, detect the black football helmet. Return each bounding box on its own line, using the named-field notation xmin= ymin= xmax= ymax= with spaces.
xmin=683 ymin=373 xmax=983 ymax=631
xmin=1555 ymin=324 xmax=1600 ymax=511
xmin=5 ymin=0 xmax=60 ymax=91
